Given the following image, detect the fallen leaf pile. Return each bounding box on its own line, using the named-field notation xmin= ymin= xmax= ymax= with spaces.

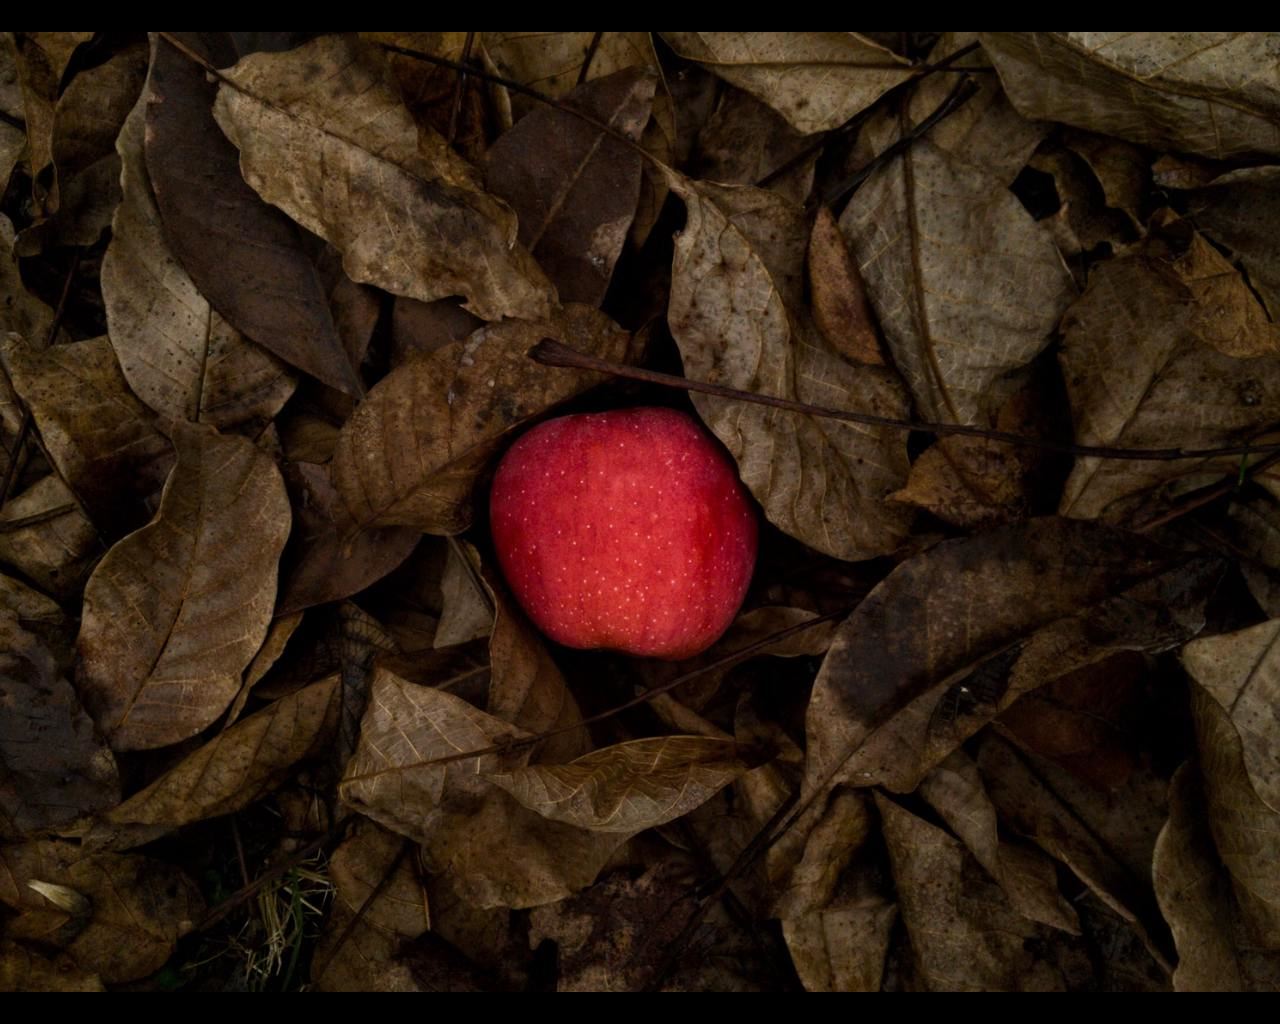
xmin=2 ymin=30 xmax=1279 ymax=991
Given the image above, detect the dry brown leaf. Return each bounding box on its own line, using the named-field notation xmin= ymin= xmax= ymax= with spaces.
xmin=0 ymin=39 xmax=24 ymax=185
xmin=0 ymin=475 xmax=97 ymax=600
xmin=77 ymin=422 xmax=291 ymax=751
xmin=808 ymin=205 xmax=882 ymax=366
xmin=485 ymin=67 xmax=653 ymax=307
xmin=436 ymin=540 xmax=493 ymax=649
xmin=0 ymin=940 xmax=104 ymax=992
xmin=0 ymin=335 xmax=173 ymax=539
xmin=104 ymin=82 xmax=295 ymax=431
xmin=277 ymin=461 xmax=420 ymax=615
xmin=0 ymin=615 xmax=118 ymax=840
xmin=691 ymin=84 xmax=816 ymax=206
xmin=0 ymin=215 xmax=54 ymax=343
xmin=339 ymin=667 xmax=625 ymax=909
xmin=660 ymin=33 xmax=911 ymax=135
xmin=1153 ymin=764 xmax=1280 ymax=991
xmin=329 ymin=817 xmax=429 ymax=939
xmin=876 ymin=793 xmax=1077 ymax=991
xmin=488 ymin=735 xmax=748 ymax=833
xmin=101 ymin=675 xmax=337 ymax=838
xmin=1186 ymin=672 xmax=1280 ymax=943
xmin=1058 ymin=232 xmax=1280 ymax=521
xmin=667 ymin=175 xmax=911 ymax=561
xmin=224 ymin=610 xmax=304 ymax=726
xmin=389 ymin=297 xmax=483 ymax=370
xmin=781 ymin=871 xmax=897 ymax=992
xmin=332 ymin=304 xmax=632 ymax=535
xmin=213 ymin=34 xmax=554 ymax=322
xmin=803 ymin=518 xmax=1212 ymax=796
xmin=1061 ymin=129 xmax=1148 ymax=232
xmin=145 ymin=37 xmax=362 ymax=397
xmin=1226 ymin=493 xmax=1280 ymax=617
xmin=838 ymin=137 xmax=1074 ymax=426
xmin=982 ymin=32 xmax=1280 ymax=161
xmin=1187 ymin=166 xmax=1280 ymax=321
xmin=0 ymin=575 xmax=66 ymax=654
xmin=0 ymin=840 xmax=203 ymax=984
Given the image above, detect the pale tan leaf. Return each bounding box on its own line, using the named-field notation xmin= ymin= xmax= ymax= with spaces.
xmin=77 ymin=422 xmax=291 ymax=751
xmin=982 ymin=32 xmax=1280 ymax=160
xmin=0 ymin=335 xmax=173 ymax=539
xmin=340 ymin=668 xmax=623 ymax=909
xmin=876 ymin=794 xmax=1073 ymax=991
xmin=0 ymin=616 xmax=118 ymax=840
xmin=838 ymin=138 xmax=1074 ymax=425
xmin=104 ymin=82 xmax=295 ymax=430
xmin=1059 ymin=232 xmax=1280 ymax=520
xmin=0 ymin=840 xmax=203 ymax=984
xmin=0 ymin=475 xmax=97 ymax=600
xmin=103 ymin=675 xmax=337 ymax=835
xmin=660 ymin=32 xmax=911 ymax=134
xmin=667 ymin=175 xmax=911 ymax=561
xmin=1153 ymin=764 xmax=1280 ymax=991
xmin=1189 ymin=682 xmax=1280 ymax=943
xmin=488 ymin=735 xmax=748 ymax=833
xmin=213 ymin=35 xmax=554 ymax=321
xmin=332 ymin=304 xmax=632 ymax=534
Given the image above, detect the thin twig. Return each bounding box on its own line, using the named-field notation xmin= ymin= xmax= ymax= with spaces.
xmin=1132 ymin=449 xmax=1280 ymax=533
xmin=446 ymin=31 xmax=475 ymax=146
xmin=577 ymin=32 xmax=604 ymax=85
xmin=0 ymin=502 xmax=76 ymax=533
xmin=341 ymin=609 xmax=847 ymax=784
xmin=530 ymin=340 xmax=1280 ymax=464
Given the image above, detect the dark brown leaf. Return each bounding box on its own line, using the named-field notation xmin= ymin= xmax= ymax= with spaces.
xmin=145 ymin=36 xmax=362 ymax=395
xmin=807 ymin=205 xmax=882 ymax=367
xmin=485 ymin=67 xmax=654 ymax=307
xmin=0 ymin=335 xmax=173 ymax=539
xmin=77 ymin=422 xmax=291 ymax=750
xmin=331 ymin=304 xmax=632 ymax=534
xmin=0 ymin=615 xmax=118 ymax=840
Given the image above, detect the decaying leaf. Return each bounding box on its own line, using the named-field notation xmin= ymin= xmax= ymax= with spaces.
xmin=0 ymin=475 xmax=98 ymax=600
xmin=1153 ymin=764 xmax=1280 ymax=991
xmin=667 ymin=175 xmax=911 ymax=561
xmin=145 ymin=36 xmax=362 ymax=396
xmin=101 ymin=675 xmax=337 ymax=839
xmin=0 ymin=615 xmax=118 ymax=840
xmin=0 ymin=335 xmax=173 ymax=539
xmin=332 ymin=304 xmax=632 ymax=535
xmin=485 ymin=67 xmax=654 ymax=307
xmin=876 ymin=793 xmax=1079 ymax=991
xmin=77 ymin=422 xmax=291 ymax=750
xmin=489 ymin=736 xmax=749 ymax=832
xmin=661 ymin=33 xmax=911 ymax=135
xmin=982 ymin=33 xmax=1280 ymax=161
xmin=0 ymin=840 xmax=203 ymax=984
xmin=1058 ymin=231 xmax=1280 ymax=521
xmin=838 ymin=136 xmax=1074 ymax=426
xmin=213 ymin=34 xmax=555 ymax=322
xmin=105 ymin=80 xmax=295 ymax=430
xmin=277 ymin=461 xmax=420 ymax=615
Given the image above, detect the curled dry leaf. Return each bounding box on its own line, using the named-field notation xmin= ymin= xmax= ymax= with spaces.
xmin=1153 ymin=764 xmax=1280 ymax=991
xmin=77 ymin=422 xmax=291 ymax=751
xmin=145 ymin=37 xmax=361 ymax=396
xmin=0 ymin=840 xmax=203 ymax=984
xmin=838 ymin=137 xmax=1074 ymax=426
xmin=213 ymin=34 xmax=555 ymax=322
xmin=340 ymin=668 xmax=624 ymax=909
xmin=105 ymin=80 xmax=295 ymax=431
xmin=876 ymin=793 xmax=1080 ymax=991
xmin=101 ymin=675 xmax=338 ymax=839
xmin=1187 ymin=166 xmax=1280 ymax=321
xmin=332 ymin=304 xmax=632 ymax=535
xmin=488 ymin=735 xmax=749 ymax=833
xmin=276 ymin=461 xmax=420 ymax=615
xmin=1058 ymin=232 xmax=1280 ymax=521
xmin=660 ymin=33 xmax=911 ymax=135
xmin=982 ymin=33 xmax=1280 ymax=161
xmin=485 ymin=67 xmax=654 ymax=307
xmin=804 ymin=517 xmax=1212 ymax=797
xmin=666 ymin=175 xmax=911 ymax=561
xmin=0 ymin=615 xmax=118 ymax=840
xmin=0 ymin=475 xmax=98 ymax=600
xmin=0 ymin=335 xmax=173 ymax=540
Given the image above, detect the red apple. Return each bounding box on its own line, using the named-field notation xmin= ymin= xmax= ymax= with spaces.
xmin=490 ymin=407 xmax=758 ymax=659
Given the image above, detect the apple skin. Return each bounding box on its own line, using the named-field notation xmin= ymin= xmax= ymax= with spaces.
xmin=490 ymin=407 xmax=758 ymax=660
